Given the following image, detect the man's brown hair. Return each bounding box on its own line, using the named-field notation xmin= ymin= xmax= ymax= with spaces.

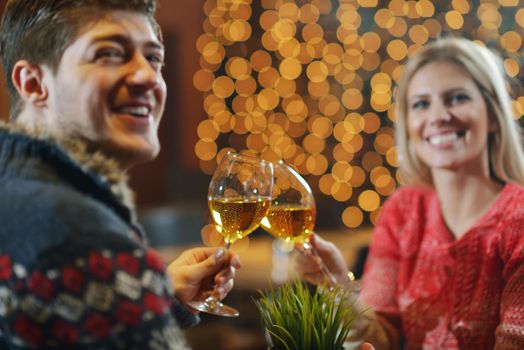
xmin=0 ymin=0 xmax=161 ymax=119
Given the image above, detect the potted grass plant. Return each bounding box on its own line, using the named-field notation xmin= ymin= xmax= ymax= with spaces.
xmin=254 ymin=280 xmax=359 ymax=350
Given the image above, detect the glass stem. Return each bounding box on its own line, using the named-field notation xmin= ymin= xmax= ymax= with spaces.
xmin=300 ymin=242 xmax=339 ymax=288
xmin=208 ymin=241 xmax=231 ymax=301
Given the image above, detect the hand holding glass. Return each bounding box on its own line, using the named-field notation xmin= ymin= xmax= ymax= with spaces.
xmin=187 ymin=152 xmax=273 ymax=317
xmin=260 ymin=161 xmax=338 ymax=287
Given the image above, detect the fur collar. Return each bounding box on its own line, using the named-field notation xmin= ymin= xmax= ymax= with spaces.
xmin=0 ymin=121 xmax=135 ymax=210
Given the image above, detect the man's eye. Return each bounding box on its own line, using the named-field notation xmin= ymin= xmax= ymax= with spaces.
xmin=411 ymin=100 xmax=429 ymax=110
xmin=147 ymin=54 xmax=165 ymax=69
xmin=96 ymin=48 xmax=125 ymax=61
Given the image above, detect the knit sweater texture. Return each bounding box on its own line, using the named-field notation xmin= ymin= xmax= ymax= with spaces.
xmin=360 ymin=183 xmax=524 ymax=349
xmin=0 ymin=124 xmax=196 ymax=349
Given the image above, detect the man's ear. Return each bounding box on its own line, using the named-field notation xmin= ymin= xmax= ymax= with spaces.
xmin=11 ymin=60 xmax=48 ymax=107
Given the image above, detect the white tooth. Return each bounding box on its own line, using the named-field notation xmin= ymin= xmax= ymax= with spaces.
xmin=119 ymin=106 xmax=149 ymax=115
xmin=428 ymin=132 xmax=459 ymax=145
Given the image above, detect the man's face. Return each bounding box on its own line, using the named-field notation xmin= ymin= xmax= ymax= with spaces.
xmin=43 ymin=10 xmax=166 ymax=169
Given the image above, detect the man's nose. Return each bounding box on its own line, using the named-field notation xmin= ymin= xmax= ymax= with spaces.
xmin=126 ymin=54 xmax=162 ymax=89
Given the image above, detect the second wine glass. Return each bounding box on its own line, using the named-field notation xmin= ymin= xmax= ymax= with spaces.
xmin=187 ymin=152 xmax=273 ymax=317
xmin=260 ymin=160 xmax=338 ymax=287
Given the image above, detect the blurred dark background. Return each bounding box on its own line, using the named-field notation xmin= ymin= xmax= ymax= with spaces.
xmin=1 ymin=1 xmax=523 ymax=349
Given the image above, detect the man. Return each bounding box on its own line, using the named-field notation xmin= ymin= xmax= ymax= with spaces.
xmin=0 ymin=0 xmax=240 ymax=348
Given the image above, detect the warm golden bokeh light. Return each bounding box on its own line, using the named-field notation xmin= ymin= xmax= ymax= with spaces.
xmin=195 ymin=0 xmax=524 ymax=228
xmin=212 ymin=76 xmax=235 ymax=98
xmin=452 ymin=0 xmax=470 ymax=14
xmin=416 ymin=0 xmax=435 ymax=18
xmin=504 ymin=58 xmax=520 ymax=78
xmin=342 ymin=206 xmax=364 ymax=228
xmin=197 ymin=120 xmax=220 ymax=142
xmin=408 ymin=25 xmax=430 ymax=45
xmin=235 ymin=76 xmax=257 ymax=96
xmin=501 ymin=31 xmax=522 ymax=53
xmin=193 ymin=69 xmax=215 ymax=92
xmin=258 ymin=67 xmax=280 ymax=88
xmin=306 ymin=61 xmax=329 ymax=82
xmin=375 ymin=8 xmax=395 ymax=28
xmin=445 ymin=10 xmax=464 ymax=30
xmin=358 ymin=190 xmax=381 ymax=212
xmin=279 ymin=57 xmax=303 ymax=80
xmin=300 ymin=4 xmax=320 ymax=24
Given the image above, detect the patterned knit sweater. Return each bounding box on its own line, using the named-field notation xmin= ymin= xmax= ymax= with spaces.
xmin=0 ymin=124 xmax=196 ymax=349
xmin=360 ymin=183 xmax=524 ymax=350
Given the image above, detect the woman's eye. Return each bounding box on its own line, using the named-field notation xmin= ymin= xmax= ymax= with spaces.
xmin=448 ymin=94 xmax=470 ymax=105
xmin=412 ymin=100 xmax=429 ymax=110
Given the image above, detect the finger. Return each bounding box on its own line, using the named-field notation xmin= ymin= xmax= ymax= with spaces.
xmin=213 ymin=247 xmax=227 ymax=264
xmin=293 ymin=252 xmax=323 ymax=271
xmin=229 ymin=253 xmax=242 ymax=269
xmin=215 ymin=279 xmax=234 ymax=300
xmin=186 ymin=247 xmax=228 ymax=281
xmin=214 ymin=267 xmax=235 ymax=285
xmin=222 ymin=277 xmax=234 ymax=293
xmin=293 ymin=250 xmax=322 ymax=265
xmin=309 ymin=234 xmax=336 ymax=257
xmin=176 ymin=246 xmax=219 ymax=265
xmin=302 ymin=274 xmax=324 ymax=286
xmin=308 ymin=236 xmax=349 ymax=279
xmin=361 ymin=343 xmax=375 ymax=350
xmin=294 ymin=261 xmax=322 ymax=277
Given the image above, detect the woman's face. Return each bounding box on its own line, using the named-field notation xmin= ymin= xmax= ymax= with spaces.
xmin=406 ymin=61 xmax=496 ymax=174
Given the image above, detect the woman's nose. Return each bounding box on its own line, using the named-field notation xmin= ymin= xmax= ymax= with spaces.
xmin=428 ymin=102 xmax=452 ymax=125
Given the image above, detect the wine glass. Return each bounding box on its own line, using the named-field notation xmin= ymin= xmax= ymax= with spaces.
xmin=260 ymin=160 xmax=339 ymax=287
xmin=187 ymin=152 xmax=273 ymax=317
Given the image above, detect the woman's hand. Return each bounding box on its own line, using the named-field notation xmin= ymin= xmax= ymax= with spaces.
xmin=167 ymin=247 xmax=241 ymax=304
xmin=294 ymin=234 xmax=349 ymax=286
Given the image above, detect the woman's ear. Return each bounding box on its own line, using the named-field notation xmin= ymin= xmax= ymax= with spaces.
xmin=11 ymin=60 xmax=48 ymax=107
xmin=488 ymin=117 xmax=499 ymax=133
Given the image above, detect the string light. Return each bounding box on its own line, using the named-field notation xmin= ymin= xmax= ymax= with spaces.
xmin=195 ymin=0 xmax=524 ymax=229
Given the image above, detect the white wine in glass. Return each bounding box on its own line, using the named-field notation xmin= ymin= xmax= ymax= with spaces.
xmin=209 ymin=198 xmax=269 ymax=244
xmin=187 ymin=152 xmax=273 ymax=317
xmin=262 ymin=206 xmax=316 ymax=244
xmin=260 ymin=160 xmax=338 ymax=286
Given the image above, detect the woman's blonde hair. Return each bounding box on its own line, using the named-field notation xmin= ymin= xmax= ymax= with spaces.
xmin=395 ymin=36 xmax=524 ymax=186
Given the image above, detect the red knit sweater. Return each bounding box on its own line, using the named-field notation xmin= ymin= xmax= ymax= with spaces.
xmin=360 ymin=182 xmax=524 ymax=350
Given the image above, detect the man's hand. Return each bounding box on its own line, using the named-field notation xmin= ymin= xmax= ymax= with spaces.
xmin=294 ymin=234 xmax=349 ymax=286
xmin=167 ymin=247 xmax=241 ymax=304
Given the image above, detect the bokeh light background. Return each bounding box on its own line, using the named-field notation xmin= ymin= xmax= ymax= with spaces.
xmin=193 ymin=0 xmax=524 ymax=229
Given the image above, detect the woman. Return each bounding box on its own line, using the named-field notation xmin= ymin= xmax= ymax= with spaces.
xmin=297 ymin=37 xmax=524 ymax=349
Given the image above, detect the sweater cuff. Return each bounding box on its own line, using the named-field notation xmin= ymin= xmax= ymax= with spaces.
xmin=172 ymin=297 xmax=200 ymax=329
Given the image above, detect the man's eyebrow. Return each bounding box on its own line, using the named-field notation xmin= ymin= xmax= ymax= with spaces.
xmin=90 ymin=34 xmax=164 ymax=51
